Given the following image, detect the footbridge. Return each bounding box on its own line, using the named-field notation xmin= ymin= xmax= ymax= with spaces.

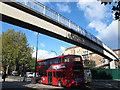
xmin=0 ymin=0 xmax=119 ymax=68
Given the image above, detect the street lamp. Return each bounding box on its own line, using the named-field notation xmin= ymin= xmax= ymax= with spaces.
xmin=32 ymin=32 xmax=39 ymax=84
xmin=51 ymin=50 xmax=57 ymax=56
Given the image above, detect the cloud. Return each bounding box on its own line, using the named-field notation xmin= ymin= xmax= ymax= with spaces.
xmin=32 ymin=49 xmax=56 ymax=59
xmin=56 ymin=3 xmax=71 ymax=13
xmin=97 ymin=20 xmax=118 ymax=49
xmin=77 ymin=0 xmax=110 ymax=33
xmin=36 ymin=0 xmax=79 ymax=2
xmin=77 ymin=0 xmax=107 ymax=21
xmin=33 ymin=47 xmax=36 ymax=52
xmin=36 ymin=0 xmax=50 ymax=3
xmin=33 ymin=32 xmax=38 ymax=36
xmin=77 ymin=0 xmax=118 ymax=49
xmin=88 ymin=20 xmax=107 ymax=33
xmin=40 ymin=43 xmax=45 ymax=47
xmin=60 ymin=46 xmax=66 ymax=52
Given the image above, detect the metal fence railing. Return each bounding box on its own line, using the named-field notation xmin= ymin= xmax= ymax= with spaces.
xmin=9 ymin=0 xmax=118 ymax=59
xmin=11 ymin=0 xmax=103 ymax=46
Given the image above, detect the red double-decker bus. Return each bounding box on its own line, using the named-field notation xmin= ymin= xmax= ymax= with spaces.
xmin=36 ymin=55 xmax=85 ymax=87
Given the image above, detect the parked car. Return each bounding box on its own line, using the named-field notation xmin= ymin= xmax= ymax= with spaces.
xmin=26 ymin=72 xmax=38 ymax=78
xmin=12 ymin=71 xmax=18 ymax=76
xmin=26 ymin=72 xmax=34 ymax=78
xmin=33 ymin=72 xmax=38 ymax=77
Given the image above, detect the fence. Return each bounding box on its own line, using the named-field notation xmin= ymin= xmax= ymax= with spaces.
xmin=91 ymin=69 xmax=120 ymax=79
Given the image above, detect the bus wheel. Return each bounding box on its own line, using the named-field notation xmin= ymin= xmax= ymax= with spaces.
xmin=40 ymin=79 xmax=42 ymax=84
xmin=58 ymin=81 xmax=62 ymax=87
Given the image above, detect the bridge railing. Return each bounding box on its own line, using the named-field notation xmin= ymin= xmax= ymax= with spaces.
xmin=11 ymin=0 xmax=102 ymax=45
xmin=10 ymin=0 xmax=118 ymax=59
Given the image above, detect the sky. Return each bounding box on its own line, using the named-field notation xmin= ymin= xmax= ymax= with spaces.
xmin=1 ymin=0 xmax=119 ymax=59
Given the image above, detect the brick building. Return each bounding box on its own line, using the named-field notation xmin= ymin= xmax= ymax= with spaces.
xmin=63 ymin=46 xmax=119 ymax=68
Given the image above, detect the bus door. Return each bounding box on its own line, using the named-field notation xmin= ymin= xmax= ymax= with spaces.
xmin=48 ymin=72 xmax=52 ymax=84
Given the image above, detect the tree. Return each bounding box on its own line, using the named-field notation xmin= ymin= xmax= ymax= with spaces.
xmin=86 ymin=60 xmax=96 ymax=69
xmin=1 ymin=29 xmax=33 ymax=74
xmin=100 ymin=0 xmax=120 ymax=21
xmin=61 ymin=53 xmax=64 ymax=55
xmin=28 ymin=58 xmax=36 ymax=72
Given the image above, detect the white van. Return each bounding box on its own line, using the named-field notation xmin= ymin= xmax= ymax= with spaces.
xmin=26 ymin=72 xmax=38 ymax=78
xmin=26 ymin=72 xmax=34 ymax=78
xmin=33 ymin=72 xmax=38 ymax=77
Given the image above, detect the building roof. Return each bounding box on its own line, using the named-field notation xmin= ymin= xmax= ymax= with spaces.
xmin=113 ymin=49 xmax=120 ymax=51
xmin=65 ymin=46 xmax=79 ymax=51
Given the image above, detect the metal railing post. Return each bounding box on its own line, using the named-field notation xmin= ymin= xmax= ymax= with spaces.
xmin=25 ymin=0 xmax=27 ymax=5
xmin=43 ymin=5 xmax=46 ymax=15
xmin=78 ymin=26 xmax=79 ymax=32
xmin=58 ymin=14 xmax=59 ymax=22
xmin=69 ymin=20 xmax=70 ymax=28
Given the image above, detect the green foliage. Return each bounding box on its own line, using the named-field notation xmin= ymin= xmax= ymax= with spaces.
xmin=1 ymin=29 xmax=33 ymax=73
xmin=86 ymin=60 xmax=96 ymax=69
xmin=28 ymin=58 xmax=36 ymax=72
xmin=100 ymin=1 xmax=120 ymax=21
xmin=61 ymin=53 xmax=64 ymax=55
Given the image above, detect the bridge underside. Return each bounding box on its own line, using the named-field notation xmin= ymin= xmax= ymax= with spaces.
xmin=0 ymin=2 xmax=119 ymax=61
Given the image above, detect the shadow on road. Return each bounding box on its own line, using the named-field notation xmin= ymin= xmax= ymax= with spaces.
xmin=1 ymin=80 xmax=120 ymax=90
xmin=1 ymin=81 xmax=37 ymax=90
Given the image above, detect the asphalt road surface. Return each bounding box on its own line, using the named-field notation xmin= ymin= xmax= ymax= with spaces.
xmin=1 ymin=76 xmax=120 ymax=90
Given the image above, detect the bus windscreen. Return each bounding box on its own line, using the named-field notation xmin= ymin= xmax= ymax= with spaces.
xmin=71 ymin=57 xmax=82 ymax=64
xmin=73 ymin=66 xmax=83 ymax=74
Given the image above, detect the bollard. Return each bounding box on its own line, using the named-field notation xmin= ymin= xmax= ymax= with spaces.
xmin=20 ymin=74 xmax=21 ymax=81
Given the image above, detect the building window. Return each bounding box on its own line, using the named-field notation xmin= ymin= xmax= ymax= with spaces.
xmin=103 ymin=59 xmax=105 ymax=63
xmin=82 ymin=55 xmax=89 ymax=60
xmin=72 ymin=53 xmax=75 ymax=55
xmin=83 ymin=51 xmax=88 ymax=55
xmin=98 ymin=59 xmax=101 ymax=62
xmin=103 ymin=59 xmax=108 ymax=63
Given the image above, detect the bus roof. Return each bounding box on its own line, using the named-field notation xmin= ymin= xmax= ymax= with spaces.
xmin=37 ymin=55 xmax=81 ymax=62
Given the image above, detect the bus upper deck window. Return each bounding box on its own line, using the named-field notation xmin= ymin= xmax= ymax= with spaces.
xmin=62 ymin=57 xmax=69 ymax=63
xmin=72 ymin=57 xmax=82 ymax=64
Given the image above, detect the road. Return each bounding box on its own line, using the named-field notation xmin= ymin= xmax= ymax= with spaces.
xmin=1 ymin=76 xmax=120 ymax=90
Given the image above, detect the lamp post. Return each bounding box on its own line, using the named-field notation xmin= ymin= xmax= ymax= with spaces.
xmin=32 ymin=32 xmax=39 ymax=84
xmin=51 ymin=50 xmax=57 ymax=56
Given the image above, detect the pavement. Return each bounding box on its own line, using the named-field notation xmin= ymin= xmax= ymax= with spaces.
xmin=0 ymin=76 xmax=120 ymax=90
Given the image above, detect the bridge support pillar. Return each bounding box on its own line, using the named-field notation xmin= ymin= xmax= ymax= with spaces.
xmin=110 ymin=60 xmax=116 ymax=69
